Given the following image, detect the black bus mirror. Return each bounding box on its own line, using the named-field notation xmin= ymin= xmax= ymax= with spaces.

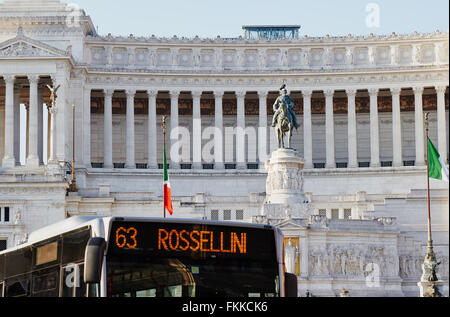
xmin=284 ymin=272 xmax=298 ymax=297
xmin=84 ymin=237 xmax=106 ymax=284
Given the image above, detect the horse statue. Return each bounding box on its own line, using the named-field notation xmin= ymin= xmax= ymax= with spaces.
xmin=272 ymin=85 xmax=299 ymax=149
xmin=276 ymin=99 xmax=294 ymax=149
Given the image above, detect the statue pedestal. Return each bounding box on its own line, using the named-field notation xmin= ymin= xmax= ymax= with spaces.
xmin=260 ymin=149 xmax=311 ymax=223
xmin=265 ymin=148 xmax=306 ymax=205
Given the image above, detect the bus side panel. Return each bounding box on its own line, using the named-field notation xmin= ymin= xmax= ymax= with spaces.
xmin=0 ymin=254 xmax=4 ymax=283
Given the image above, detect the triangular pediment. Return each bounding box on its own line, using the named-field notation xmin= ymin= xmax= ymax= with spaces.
xmin=0 ymin=28 xmax=69 ymax=59
xmin=275 ymin=218 xmax=309 ymax=230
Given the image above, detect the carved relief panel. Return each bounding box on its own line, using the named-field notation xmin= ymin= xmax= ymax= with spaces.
xmin=200 ymin=49 xmax=215 ymax=67
xmin=266 ymin=49 xmax=281 ymax=67
xmin=421 ymin=44 xmax=435 ymax=64
xmin=398 ymin=45 xmax=412 ymax=64
xmin=333 ymin=48 xmax=347 ymax=66
xmin=112 ymin=47 xmax=127 ymax=66
xmin=176 ymin=49 xmax=192 ymax=67
xmin=354 ymin=47 xmax=369 ymax=65
xmin=222 ymin=49 xmax=236 ymax=68
xmin=156 ymin=48 xmax=171 ymax=67
xmin=309 ymin=48 xmax=324 ymax=66
xmin=376 ymin=46 xmax=391 ymax=65
xmin=288 ymin=49 xmax=302 ymax=67
xmin=90 ymin=46 xmax=106 ymax=65
xmin=244 ymin=49 xmax=258 ymax=67
xmin=135 ymin=48 xmax=149 ymax=67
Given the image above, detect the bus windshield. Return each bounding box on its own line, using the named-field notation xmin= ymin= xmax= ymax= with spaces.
xmin=106 ymin=221 xmax=280 ymax=297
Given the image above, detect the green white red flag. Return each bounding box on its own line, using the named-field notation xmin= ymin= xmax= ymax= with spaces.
xmin=163 ymin=143 xmax=173 ymax=216
xmin=428 ymin=138 xmax=449 ymax=182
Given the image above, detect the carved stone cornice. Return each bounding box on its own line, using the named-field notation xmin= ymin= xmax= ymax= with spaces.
xmin=86 ymin=30 xmax=449 ymax=46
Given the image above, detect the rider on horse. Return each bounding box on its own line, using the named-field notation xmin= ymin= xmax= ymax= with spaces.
xmin=271 ymin=84 xmax=300 ymax=130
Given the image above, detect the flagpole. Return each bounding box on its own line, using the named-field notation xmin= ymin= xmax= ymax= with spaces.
xmin=162 ymin=115 xmax=167 ymax=219
xmin=418 ymin=112 xmax=442 ymax=297
xmin=425 ymin=112 xmax=432 ymax=245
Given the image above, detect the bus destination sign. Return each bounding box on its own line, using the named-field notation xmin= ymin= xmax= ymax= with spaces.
xmin=108 ymin=221 xmax=276 ymax=261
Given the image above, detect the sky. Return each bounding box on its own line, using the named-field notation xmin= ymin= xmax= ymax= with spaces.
xmin=64 ymin=0 xmax=449 ymax=38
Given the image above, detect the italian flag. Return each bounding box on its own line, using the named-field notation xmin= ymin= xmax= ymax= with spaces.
xmin=428 ymin=138 xmax=449 ymax=182
xmin=163 ymin=143 xmax=174 ymax=216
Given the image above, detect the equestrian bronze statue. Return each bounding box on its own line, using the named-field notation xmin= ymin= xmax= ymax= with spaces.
xmin=271 ymin=85 xmax=300 ymax=149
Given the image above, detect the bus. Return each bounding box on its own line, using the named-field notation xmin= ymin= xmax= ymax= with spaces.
xmin=0 ymin=216 xmax=297 ymax=297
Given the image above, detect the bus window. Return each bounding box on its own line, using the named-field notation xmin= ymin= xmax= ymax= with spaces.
xmin=32 ymin=268 xmax=59 ymax=297
xmin=5 ymin=248 xmax=32 ymax=279
xmin=61 ymin=263 xmax=86 ymax=297
xmin=62 ymin=227 xmax=91 ymax=265
xmin=0 ymin=281 xmax=4 ymax=297
xmin=5 ymin=274 xmax=31 ymax=297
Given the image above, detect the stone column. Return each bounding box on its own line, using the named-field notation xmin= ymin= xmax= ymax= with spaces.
xmin=369 ymin=88 xmax=380 ymax=167
xmin=0 ymin=104 xmax=4 ymax=163
xmin=391 ymin=87 xmax=403 ymax=167
xmin=27 ymin=75 xmax=40 ymax=168
xmin=147 ymin=90 xmax=158 ymax=169
xmin=170 ymin=90 xmax=180 ymax=169
xmin=2 ymin=75 xmax=15 ymax=168
xmin=347 ymin=89 xmax=358 ymax=168
xmin=436 ymin=86 xmax=448 ymax=164
xmin=324 ymin=89 xmax=335 ymax=168
xmin=83 ymin=87 xmax=91 ymax=168
xmin=413 ymin=86 xmax=425 ymax=166
xmin=192 ymin=90 xmax=202 ymax=169
xmin=38 ymin=85 xmax=44 ymax=165
xmin=125 ymin=89 xmax=136 ymax=169
xmin=52 ymin=74 xmax=67 ymax=163
xmin=258 ymin=90 xmax=268 ymax=169
xmin=13 ymin=86 xmax=20 ymax=166
xmin=103 ymin=89 xmax=114 ymax=169
xmin=303 ymin=90 xmax=313 ymax=169
xmin=236 ymin=90 xmax=246 ymax=169
xmin=214 ymin=90 xmax=224 ymax=170
xmin=48 ymin=105 xmax=58 ymax=165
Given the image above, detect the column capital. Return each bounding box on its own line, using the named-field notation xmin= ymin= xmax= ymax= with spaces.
xmin=28 ymin=74 xmax=40 ymax=85
xmin=302 ymin=89 xmax=313 ymax=98
xmin=125 ymin=89 xmax=136 ymax=97
xmin=170 ymin=90 xmax=180 ymax=99
xmin=346 ymin=88 xmax=357 ymax=97
xmin=214 ymin=90 xmax=225 ymax=99
xmin=104 ymin=89 xmax=114 ymax=98
xmin=368 ymin=88 xmax=379 ymax=96
xmin=436 ymin=85 xmax=447 ymax=94
xmin=147 ymin=90 xmax=158 ymax=98
xmin=391 ymin=87 xmax=401 ymax=95
xmin=324 ymin=89 xmax=334 ymax=98
xmin=258 ymin=90 xmax=268 ymax=99
xmin=3 ymin=75 xmax=15 ymax=85
xmin=236 ymin=90 xmax=246 ymax=99
xmin=412 ymin=86 xmax=424 ymax=95
xmin=191 ymin=90 xmax=203 ymax=99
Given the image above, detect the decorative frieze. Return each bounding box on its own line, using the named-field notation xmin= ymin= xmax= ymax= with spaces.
xmin=84 ymin=32 xmax=449 ymax=71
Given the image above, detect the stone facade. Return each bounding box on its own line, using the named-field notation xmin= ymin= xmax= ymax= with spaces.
xmin=0 ymin=0 xmax=448 ymax=297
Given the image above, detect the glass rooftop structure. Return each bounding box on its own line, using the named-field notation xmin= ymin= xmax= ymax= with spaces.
xmin=242 ymin=25 xmax=301 ymax=40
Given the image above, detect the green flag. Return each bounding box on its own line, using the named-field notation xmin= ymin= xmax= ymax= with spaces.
xmin=428 ymin=138 xmax=449 ymax=182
